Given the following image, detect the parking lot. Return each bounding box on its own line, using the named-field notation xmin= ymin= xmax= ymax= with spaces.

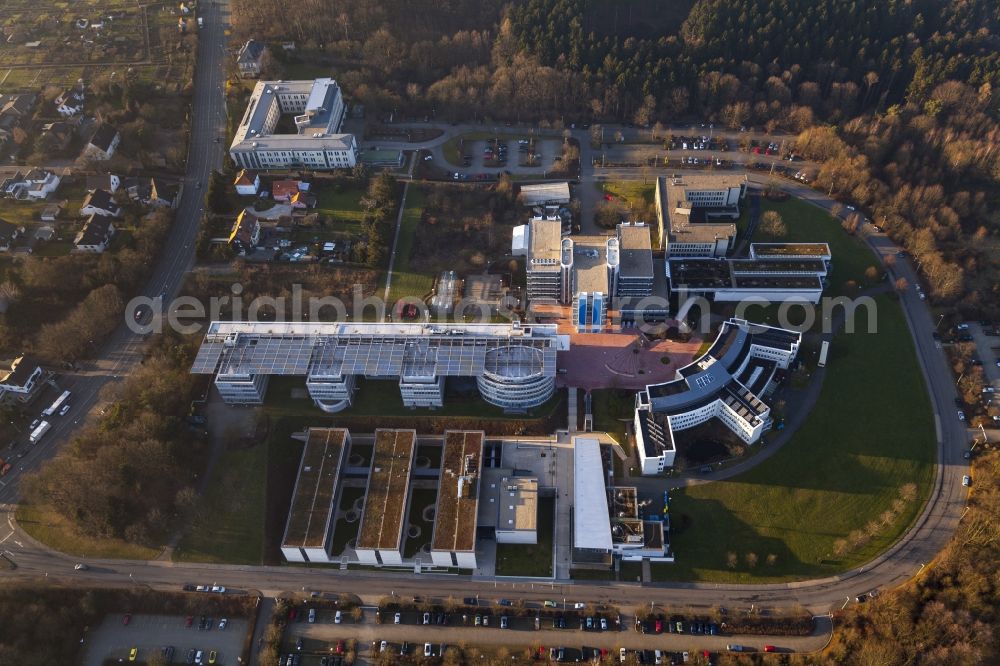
xmin=82 ymin=613 xmax=249 ymax=666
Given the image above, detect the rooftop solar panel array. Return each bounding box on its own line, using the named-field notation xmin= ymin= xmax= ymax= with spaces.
xmin=191 ymin=326 xmax=558 ymax=380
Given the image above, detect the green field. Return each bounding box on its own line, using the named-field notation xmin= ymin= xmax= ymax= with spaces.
xmin=315 ymin=185 xmax=367 ymax=223
xmin=589 ymin=389 xmax=632 ymax=447
xmin=757 ymin=197 xmax=882 ymax=297
xmin=16 ymin=503 xmax=161 ymax=561
xmin=385 ymin=186 xmax=435 ymax=304
xmin=496 ymin=497 xmax=554 ymax=577
xmin=173 ymin=441 xmax=268 ymax=564
xmin=660 ymin=294 xmax=935 ymax=582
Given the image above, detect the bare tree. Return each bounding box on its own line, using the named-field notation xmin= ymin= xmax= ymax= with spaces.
xmin=726 ymin=552 xmax=738 ymax=569
xmin=760 ymin=210 xmax=787 ymax=237
xmin=745 ymin=552 xmax=759 ymax=569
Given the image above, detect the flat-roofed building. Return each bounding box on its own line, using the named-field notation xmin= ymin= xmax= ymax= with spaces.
xmin=573 ymin=437 xmax=613 ymax=560
xmin=749 ymin=242 xmax=832 ymax=262
xmin=654 ymin=174 xmax=747 ymax=256
xmin=430 ymin=431 xmax=484 ymax=568
xmin=525 ymin=218 xmax=573 ymax=304
xmin=280 ymin=428 xmax=349 ymax=563
xmin=229 ymin=77 xmax=357 ymax=170
xmin=518 ymin=182 xmax=571 ymax=206
xmin=609 ymin=223 xmax=654 ymax=297
xmin=495 ymin=475 xmax=538 ymax=544
xmin=634 ymin=318 xmax=801 ymax=474
xmin=191 ymin=321 xmax=565 ymax=412
xmin=667 ymin=256 xmax=827 ymax=304
xmin=355 ymin=429 xmax=416 ymax=565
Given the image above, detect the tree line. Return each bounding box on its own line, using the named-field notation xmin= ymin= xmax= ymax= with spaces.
xmin=22 ymin=336 xmax=206 ymax=546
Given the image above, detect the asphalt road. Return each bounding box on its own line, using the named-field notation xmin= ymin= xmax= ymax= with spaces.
xmin=0 ymin=0 xmax=977 ymax=632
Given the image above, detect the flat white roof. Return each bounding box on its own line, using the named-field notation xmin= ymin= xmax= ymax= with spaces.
xmin=573 ymin=438 xmax=613 ymax=550
xmin=520 ymin=182 xmax=570 ymax=206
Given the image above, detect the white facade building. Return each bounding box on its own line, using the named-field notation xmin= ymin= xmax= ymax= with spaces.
xmin=229 ymin=78 xmax=357 ymax=170
xmin=634 ymin=318 xmax=801 ymax=474
xmin=192 ymin=321 xmax=565 ymax=412
xmin=654 ymin=174 xmax=747 ymax=256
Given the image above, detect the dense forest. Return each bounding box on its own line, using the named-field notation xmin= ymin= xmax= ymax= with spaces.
xmin=231 ymin=0 xmax=1000 ymax=312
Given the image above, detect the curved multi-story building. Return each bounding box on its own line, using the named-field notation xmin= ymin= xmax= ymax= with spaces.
xmin=192 ymin=321 xmax=565 ymax=411
xmin=477 ymin=345 xmax=556 ymax=410
xmin=634 ymin=318 xmax=802 ymax=474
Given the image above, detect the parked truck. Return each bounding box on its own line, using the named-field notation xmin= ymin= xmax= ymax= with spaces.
xmin=29 ymin=420 xmax=51 ymax=444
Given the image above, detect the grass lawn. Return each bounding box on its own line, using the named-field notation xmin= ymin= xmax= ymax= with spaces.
xmin=16 ymin=503 xmax=162 ymax=560
xmin=659 ymin=294 xmax=935 ymax=582
xmin=598 ymin=180 xmax=656 ymax=208
xmin=386 ymin=186 xmax=433 ymax=304
xmin=589 ymin=389 xmax=632 ymax=447
xmin=757 ymin=197 xmax=881 ymax=297
xmin=330 ymin=487 xmax=365 ymax=557
xmin=402 ymin=488 xmax=438 ymax=558
xmin=496 ymin=497 xmax=554 ymax=577
xmin=173 ymin=442 xmax=268 ymax=564
xmin=315 ymin=185 xmax=367 ymax=223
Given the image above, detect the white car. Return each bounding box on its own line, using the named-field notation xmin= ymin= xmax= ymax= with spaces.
xmin=308 ymin=609 xmax=316 ymax=623
xmin=334 ymin=610 xmax=342 ymax=624
xmin=573 ymin=603 xmax=586 ymax=610
xmin=957 ymin=410 xmax=965 ymax=421
xmin=380 ymin=640 xmax=388 ymax=653
xmin=210 ymin=584 xmax=225 ymax=593
xmin=219 ymin=618 xmax=228 ymax=629
xmin=846 ymin=205 xmax=855 ymax=211
xmin=394 ymin=612 xmax=401 ymax=624
xmin=59 ymin=404 xmax=71 ymax=416
xmin=424 ymin=643 xmax=433 ymax=657
xmin=962 ymin=475 xmax=971 ymax=487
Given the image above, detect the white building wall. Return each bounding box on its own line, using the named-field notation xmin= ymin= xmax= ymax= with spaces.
xmin=355 ymin=548 xmax=378 ymax=565
xmin=281 ymin=546 xmax=306 ymax=563
xmin=430 ymin=551 xmax=453 ymax=567
xmin=455 ymin=551 xmax=477 ymax=569
xmin=216 ymin=373 xmax=269 ymax=404
xmin=496 ymin=529 xmax=536 ymax=545
xmin=303 ymin=546 xmax=331 ymax=563
xmin=377 ymin=549 xmax=403 ymax=565
xmin=399 ymin=376 xmax=445 ymax=407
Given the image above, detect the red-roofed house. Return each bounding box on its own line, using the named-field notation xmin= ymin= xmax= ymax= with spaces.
xmin=271 ymin=179 xmax=304 ymax=203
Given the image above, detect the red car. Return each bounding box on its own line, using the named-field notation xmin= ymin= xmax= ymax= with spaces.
xmin=655 ymin=619 xmax=662 ymax=633
xmin=763 ymin=645 xmax=776 ymax=653
xmin=335 ymin=640 xmax=345 ymax=654
xmin=185 ymin=616 xmax=194 ymax=628
xmin=288 ymin=608 xmax=298 ymax=621
xmin=603 ymin=194 xmax=614 ymax=201
xmin=122 ymin=613 xmax=132 ymax=626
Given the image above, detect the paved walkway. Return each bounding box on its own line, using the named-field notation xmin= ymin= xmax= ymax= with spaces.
xmin=381 ymin=181 xmax=411 ymax=306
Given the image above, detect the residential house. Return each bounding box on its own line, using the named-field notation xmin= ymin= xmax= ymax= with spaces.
xmin=123 ymin=176 xmax=150 ymax=202
xmin=148 ymin=178 xmax=179 ymax=208
xmin=233 ymin=169 xmax=260 ymax=196
xmin=271 ymin=179 xmax=304 ymax=203
xmin=21 ymin=168 xmax=61 ymax=200
xmin=0 ymin=169 xmax=61 ymax=201
xmin=0 ymin=219 xmax=24 ymax=252
xmin=80 ymin=189 xmax=121 ymax=217
xmin=290 ymin=191 xmax=317 ymax=209
xmin=228 ymin=209 xmax=261 ymax=255
xmin=0 ymin=93 xmax=36 ymax=156
xmin=83 ymin=122 xmax=120 ymax=160
xmin=40 ymin=203 xmax=62 ymax=222
xmin=237 ymin=40 xmax=267 ymax=78
xmin=86 ymin=174 xmax=120 ymax=193
xmin=0 ymin=356 xmax=47 ymax=405
xmin=54 ymin=88 xmax=85 ymax=117
xmin=0 ymin=172 xmax=24 ymax=197
xmin=39 ymin=120 xmax=77 ymax=152
xmin=73 ymin=214 xmax=116 ymax=252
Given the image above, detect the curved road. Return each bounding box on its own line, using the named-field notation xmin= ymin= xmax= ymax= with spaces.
xmin=0 ymin=0 xmax=973 ymax=626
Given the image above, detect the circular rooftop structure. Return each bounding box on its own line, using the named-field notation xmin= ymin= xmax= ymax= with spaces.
xmin=478 ymin=345 xmax=554 ymax=409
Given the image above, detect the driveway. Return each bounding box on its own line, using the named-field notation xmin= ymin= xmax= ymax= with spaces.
xmin=83 ymin=613 xmax=249 ymax=666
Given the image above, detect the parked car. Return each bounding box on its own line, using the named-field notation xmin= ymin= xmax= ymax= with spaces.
xmin=424 ymin=643 xmax=433 ymax=657
xmin=394 ymin=612 xmax=401 ymax=624
xmin=129 ymin=648 xmax=138 ymax=662
xmin=122 ymin=613 xmax=132 ymax=626
xmin=308 ymin=609 xmax=316 ymax=623
xmin=219 ymin=618 xmax=228 ymax=630
xmin=334 ymin=610 xmax=342 ymax=624
xmin=963 ymin=475 xmax=972 ymax=487
xmin=423 ymin=612 xmax=431 ymax=625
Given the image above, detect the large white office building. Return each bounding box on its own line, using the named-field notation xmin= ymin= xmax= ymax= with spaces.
xmin=634 ymin=318 xmax=801 ymax=474
xmin=191 ymin=321 xmax=566 ymax=412
xmin=654 ymin=174 xmax=747 ymax=256
xmin=229 ymin=77 xmax=358 ymax=170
